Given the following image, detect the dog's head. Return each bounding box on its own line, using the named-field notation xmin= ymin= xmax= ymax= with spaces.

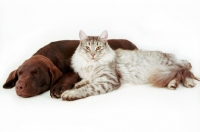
xmin=3 ymin=55 xmax=63 ymax=97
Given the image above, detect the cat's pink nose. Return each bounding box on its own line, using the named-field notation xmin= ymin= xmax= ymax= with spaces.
xmin=91 ymin=54 xmax=95 ymax=57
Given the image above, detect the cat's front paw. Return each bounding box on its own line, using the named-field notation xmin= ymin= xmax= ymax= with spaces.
xmin=61 ymin=89 xmax=82 ymax=101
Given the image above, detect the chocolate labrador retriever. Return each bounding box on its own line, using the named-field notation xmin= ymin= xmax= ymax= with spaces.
xmin=3 ymin=39 xmax=138 ymax=98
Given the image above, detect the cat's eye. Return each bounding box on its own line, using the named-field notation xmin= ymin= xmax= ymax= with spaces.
xmin=96 ymin=46 xmax=101 ymax=51
xmin=85 ymin=46 xmax=90 ymax=51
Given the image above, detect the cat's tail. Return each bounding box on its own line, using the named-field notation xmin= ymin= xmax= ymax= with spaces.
xmin=150 ymin=62 xmax=199 ymax=88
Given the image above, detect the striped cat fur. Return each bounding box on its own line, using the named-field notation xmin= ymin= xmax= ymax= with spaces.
xmin=61 ymin=30 xmax=199 ymax=101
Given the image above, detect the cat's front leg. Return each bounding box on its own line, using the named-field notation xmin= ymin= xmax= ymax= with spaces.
xmin=61 ymin=82 xmax=118 ymax=101
xmin=74 ymin=79 xmax=89 ymax=89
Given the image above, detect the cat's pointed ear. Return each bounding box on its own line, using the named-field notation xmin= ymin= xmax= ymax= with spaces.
xmin=79 ymin=30 xmax=88 ymax=41
xmin=99 ymin=30 xmax=108 ymax=41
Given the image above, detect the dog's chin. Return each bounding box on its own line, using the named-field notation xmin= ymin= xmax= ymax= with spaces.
xmin=17 ymin=93 xmax=34 ymax=98
xmin=16 ymin=92 xmax=37 ymax=98
xmin=15 ymin=88 xmax=39 ymax=98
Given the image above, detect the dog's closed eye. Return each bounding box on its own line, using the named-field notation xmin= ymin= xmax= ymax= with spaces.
xmin=31 ymin=69 xmax=38 ymax=75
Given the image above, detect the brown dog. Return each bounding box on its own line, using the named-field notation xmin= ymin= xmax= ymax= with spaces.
xmin=3 ymin=39 xmax=138 ymax=98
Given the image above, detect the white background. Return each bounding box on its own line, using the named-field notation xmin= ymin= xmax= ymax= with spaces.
xmin=0 ymin=0 xmax=200 ymax=132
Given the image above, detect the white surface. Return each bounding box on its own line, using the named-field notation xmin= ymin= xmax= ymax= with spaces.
xmin=0 ymin=0 xmax=200 ymax=132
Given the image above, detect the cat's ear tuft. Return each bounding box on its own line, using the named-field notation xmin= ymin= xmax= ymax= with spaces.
xmin=99 ymin=30 xmax=108 ymax=41
xmin=79 ymin=30 xmax=88 ymax=41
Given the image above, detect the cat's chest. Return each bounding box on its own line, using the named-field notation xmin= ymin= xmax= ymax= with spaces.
xmin=79 ymin=65 xmax=96 ymax=78
xmin=72 ymin=58 xmax=98 ymax=78
xmin=72 ymin=51 xmax=115 ymax=79
xmin=76 ymin=62 xmax=104 ymax=80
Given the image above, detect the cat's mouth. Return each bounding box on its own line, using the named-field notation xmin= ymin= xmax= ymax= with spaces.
xmin=90 ymin=57 xmax=97 ymax=61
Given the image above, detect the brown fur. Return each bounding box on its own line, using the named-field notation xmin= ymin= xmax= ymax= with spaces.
xmin=150 ymin=66 xmax=199 ymax=88
xmin=4 ymin=55 xmax=63 ymax=97
xmin=3 ymin=39 xmax=138 ymax=98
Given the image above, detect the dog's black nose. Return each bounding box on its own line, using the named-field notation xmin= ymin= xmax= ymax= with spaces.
xmin=16 ymin=82 xmax=25 ymax=91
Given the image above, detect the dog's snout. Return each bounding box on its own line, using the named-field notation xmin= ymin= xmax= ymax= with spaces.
xmin=16 ymin=82 xmax=26 ymax=91
xmin=15 ymin=81 xmax=35 ymax=97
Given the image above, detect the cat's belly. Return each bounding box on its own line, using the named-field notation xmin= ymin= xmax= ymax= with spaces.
xmin=117 ymin=63 xmax=153 ymax=84
xmin=115 ymin=49 xmax=158 ymax=84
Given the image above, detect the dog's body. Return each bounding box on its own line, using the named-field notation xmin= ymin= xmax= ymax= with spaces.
xmin=3 ymin=39 xmax=138 ymax=98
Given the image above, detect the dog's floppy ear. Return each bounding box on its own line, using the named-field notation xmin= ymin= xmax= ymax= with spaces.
xmin=32 ymin=55 xmax=63 ymax=88
xmin=48 ymin=64 xmax=63 ymax=87
xmin=3 ymin=70 xmax=18 ymax=88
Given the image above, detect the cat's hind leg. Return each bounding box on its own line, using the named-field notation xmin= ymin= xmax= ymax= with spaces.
xmin=167 ymin=72 xmax=182 ymax=90
xmin=150 ymin=60 xmax=199 ymax=89
xmin=183 ymin=77 xmax=195 ymax=88
xmin=181 ymin=69 xmax=200 ymax=88
xmin=167 ymin=79 xmax=179 ymax=90
xmin=180 ymin=60 xmax=199 ymax=88
xmin=150 ymin=66 xmax=182 ymax=88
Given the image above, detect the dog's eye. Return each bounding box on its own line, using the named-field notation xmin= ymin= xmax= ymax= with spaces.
xmin=18 ymin=71 xmax=22 ymax=76
xmin=31 ymin=70 xmax=38 ymax=75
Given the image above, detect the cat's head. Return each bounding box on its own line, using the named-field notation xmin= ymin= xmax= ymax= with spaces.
xmin=78 ymin=30 xmax=109 ymax=61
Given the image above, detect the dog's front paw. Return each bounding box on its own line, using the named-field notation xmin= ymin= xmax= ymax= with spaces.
xmin=61 ymin=89 xmax=82 ymax=101
xmin=50 ymin=84 xmax=62 ymax=98
xmin=50 ymin=84 xmax=72 ymax=98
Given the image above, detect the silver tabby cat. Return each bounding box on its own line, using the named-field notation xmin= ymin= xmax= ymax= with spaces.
xmin=62 ymin=30 xmax=199 ymax=101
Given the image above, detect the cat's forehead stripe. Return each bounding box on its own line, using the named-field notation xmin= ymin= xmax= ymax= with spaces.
xmin=87 ymin=36 xmax=100 ymax=45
